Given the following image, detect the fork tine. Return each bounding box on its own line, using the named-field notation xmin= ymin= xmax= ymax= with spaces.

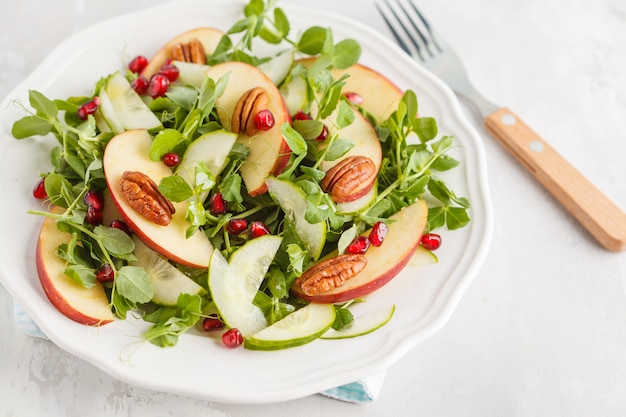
xmin=405 ymin=0 xmax=442 ymax=53
xmin=376 ymin=0 xmax=426 ymax=61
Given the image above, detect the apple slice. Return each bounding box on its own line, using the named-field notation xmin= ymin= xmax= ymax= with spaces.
xmin=175 ymin=129 xmax=237 ymax=202
xmin=257 ymin=50 xmax=294 ymax=86
xmin=296 ymin=58 xmax=403 ymax=121
xmin=103 ymin=129 xmax=213 ymax=269
xmin=141 ymin=27 xmax=224 ymax=78
xmin=36 ymin=208 xmax=114 ymax=325
xmin=317 ymin=106 xmax=382 ymax=206
xmin=130 ymin=236 xmax=206 ymax=306
xmin=321 ymin=304 xmax=395 ymax=339
xmin=205 ymin=61 xmax=291 ymax=196
xmin=265 ymin=177 xmax=326 ymax=260
xmin=208 ymin=235 xmax=283 ymax=337
xmin=291 ymin=199 xmax=428 ymax=303
xmin=410 ymin=244 xmax=439 ymax=266
xmin=244 ymin=303 xmax=336 ymax=350
xmin=172 ymin=60 xmax=210 ymax=88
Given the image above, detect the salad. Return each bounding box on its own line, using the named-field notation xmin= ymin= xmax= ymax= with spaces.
xmin=10 ymin=0 xmax=470 ymax=351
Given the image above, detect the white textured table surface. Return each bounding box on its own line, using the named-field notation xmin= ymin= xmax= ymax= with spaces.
xmin=2 ymin=0 xmax=626 ymax=415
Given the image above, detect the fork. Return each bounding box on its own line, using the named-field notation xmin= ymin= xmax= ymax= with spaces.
xmin=376 ymin=0 xmax=626 ymax=252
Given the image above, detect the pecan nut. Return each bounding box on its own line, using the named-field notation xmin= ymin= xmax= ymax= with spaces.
xmin=320 ymin=155 xmax=377 ymax=203
xmin=295 ymin=254 xmax=367 ymax=296
xmin=231 ymin=87 xmax=270 ymax=136
xmin=119 ymin=171 xmax=175 ymax=226
xmin=170 ymin=38 xmax=206 ymax=64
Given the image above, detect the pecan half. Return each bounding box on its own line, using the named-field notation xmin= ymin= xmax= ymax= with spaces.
xmin=320 ymin=155 xmax=377 ymax=203
xmin=231 ymin=87 xmax=270 ymax=136
xmin=295 ymin=254 xmax=367 ymax=296
xmin=170 ymin=38 xmax=206 ymax=64
xmin=119 ymin=171 xmax=175 ymax=226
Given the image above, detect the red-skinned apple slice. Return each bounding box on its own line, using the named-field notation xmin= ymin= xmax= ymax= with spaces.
xmin=36 ymin=207 xmax=114 ymax=325
xmin=103 ymin=129 xmax=213 ymax=269
xmin=205 ymin=61 xmax=291 ymax=196
xmin=296 ymin=58 xmax=403 ymax=121
xmin=318 ymin=106 xmax=382 ymax=203
xmin=291 ymin=199 xmax=428 ymax=303
xmin=140 ymin=27 xmax=224 ymax=78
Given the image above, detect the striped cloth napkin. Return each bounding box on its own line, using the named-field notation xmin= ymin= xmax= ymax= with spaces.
xmin=12 ymin=301 xmax=384 ymax=402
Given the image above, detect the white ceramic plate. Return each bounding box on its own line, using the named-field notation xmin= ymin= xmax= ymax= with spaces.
xmin=0 ymin=0 xmax=493 ymax=404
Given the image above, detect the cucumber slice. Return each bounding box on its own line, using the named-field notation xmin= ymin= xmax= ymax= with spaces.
xmin=321 ymin=304 xmax=395 ymax=339
xmin=102 ymin=71 xmax=162 ymax=133
xmin=172 ymin=60 xmax=210 ymax=88
xmin=175 ymin=129 xmax=237 ymax=202
xmin=245 ymin=303 xmax=336 ymax=350
xmin=257 ymin=51 xmax=294 ymax=86
xmin=130 ymin=236 xmax=206 ymax=306
xmin=280 ymin=75 xmax=308 ymax=115
xmin=265 ymin=177 xmax=326 ymax=260
xmin=208 ymin=235 xmax=283 ymax=337
xmin=97 ymin=88 xmax=124 ymax=134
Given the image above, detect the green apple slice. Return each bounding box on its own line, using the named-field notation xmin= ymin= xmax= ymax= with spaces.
xmin=101 ymin=71 xmax=162 ymax=133
xmin=244 ymin=303 xmax=336 ymax=350
xmin=336 ymin=182 xmax=378 ymax=215
xmin=265 ymin=177 xmax=327 ymax=260
xmin=130 ymin=236 xmax=206 ymax=306
xmin=257 ymin=50 xmax=294 ymax=86
xmin=172 ymin=60 xmax=210 ymax=88
xmin=208 ymin=235 xmax=283 ymax=337
xmin=409 ymin=244 xmax=439 ymax=266
xmin=97 ymin=88 xmax=124 ymax=134
xmin=321 ymin=304 xmax=395 ymax=339
xmin=175 ymin=129 xmax=237 ymax=202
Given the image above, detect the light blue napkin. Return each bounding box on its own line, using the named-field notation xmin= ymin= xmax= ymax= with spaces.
xmin=12 ymin=302 xmax=383 ymax=403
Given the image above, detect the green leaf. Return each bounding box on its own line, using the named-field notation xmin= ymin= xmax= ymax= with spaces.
xmin=446 ymin=206 xmax=470 ymax=230
xmin=324 ymin=138 xmax=354 ymax=161
xmin=280 ymin=122 xmax=307 ymax=155
xmin=219 ymin=173 xmax=242 ymax=203
xmin=273 ymin=7 xmax=290 ymax=37
xmin=63 ymin=264 xmax=97 ymax=289
xmin=402 ymin=90 xmax=418 ymax=122
xmin=292 ymin=119 xmax=323 ymax=140
xmin=11 ymin=116 xmax=53 ymax=139
xmin=166 ymin=86 xmax=198 ymax=111
xmin=29 ymin=90 xmax=58 ymax=118
xmin=93 ymin=226 xmax=135 ymax=257
xmin=413 ymin=117 xmax=437 ymax=142
xmin=335 ymin=100 xmax=355 ymax=130
xmin=332 ymin=306 xmax=354 ymax=330
xmin=332 ymin=39 xmax=361 ymax=69
xmin=150 ymin=129 xmax=184 ymax=161
xmin=430 ymin=155 xmax=460 ymax=171
xmin=427 ymin=206 xmax=446 ymax=230
xmin=297 ymin=26 xmax=327 ymax=55
xmin=159 ymin=175 xmax=194 ymax=202
xmin=115 ymin=265 xmax=154 ymax=304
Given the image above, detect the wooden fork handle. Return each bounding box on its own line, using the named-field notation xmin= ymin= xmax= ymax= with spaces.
xmin=485 ymin=107 xmax=626 ymax=252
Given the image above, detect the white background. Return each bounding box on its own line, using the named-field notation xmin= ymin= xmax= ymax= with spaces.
xmin=1 ymin=0 xmax=626 ymax=415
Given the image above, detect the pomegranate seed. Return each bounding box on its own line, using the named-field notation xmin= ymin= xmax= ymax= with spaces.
xmin=315 ymin=125 xmax=329 ymax=142
xmin=346 ymin=235 xmax=370 ymax=254
xmin=420 ymin=233 xmax=442 ymax=250
xmin=250 ymin=221 xmax=270 ymax=238
xmin=344 ymin=91 xmax=363 ymax=105
xmin=158 ymin=64 xmax=179 ymax=82
xmin=202 ymin=317 xmax=225 ymax=332
xmin=83 ymin=189 xmax=104 ymax=211
xmin=255 ymin=109 xmax=275 ymax=131
xmin=222 ymin=328 xmax=243 ymax=348
xmin=293 ymin=111 xmax=312 ymax=121
xmin=85 ymin=206 xmax=103 ymax=225
xmin=110 ymin=220 xmax=131 ymax=236
xmin=33 ymin=178 xmax=47 ymax=199
xmin=148 ymin=73 xmax=170 ymax=98
xmin=209 ymin=193 xmax=227 ymax=215
xmin=96 ymin=264 xmax=114 ymax=282
xmin=161 ymin=152 xmax=181 ymax=167
xmin=368 ymin=221 xmax=388 ymax=247
xmin=76 ymin=97 xmax=100 ymax=120
xmin=131 ymin=76 xmax=149 ymax=95
xmin=226 ymin=218 xmax=248 ymax=234
xmin=128 ymin=55 xmax=148 ymax=74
